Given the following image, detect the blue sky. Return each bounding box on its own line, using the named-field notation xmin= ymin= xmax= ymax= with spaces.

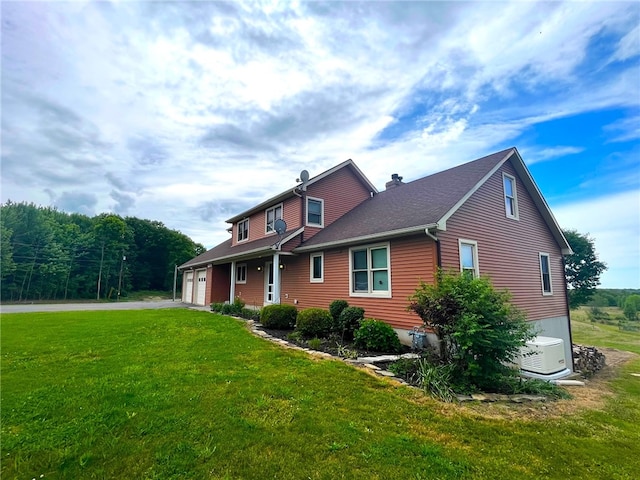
xmin=1 ymin=1 xmax=638 ymax=288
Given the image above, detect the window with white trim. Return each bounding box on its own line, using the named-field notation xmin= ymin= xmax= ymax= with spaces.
xmin=310 ymin=253 xmax=324 ymax=283
xmin=539 ymin=253 xmax=553 ymax=295
xmin=459 ymin=239 xmax=479 ymax=278
xmin=306 ymin=197 xmax=324 ymax=227
xmin=503 ymin=173 xmax=519 ymax=219
xmin=349 ymin=243 xmax=391 ymax=297
xmin=236 ymin=263 xmax=247 ymax=284
xmin=237 ymin=218 xmax=249 ymax=242
xmin=265 ymin=204 xmax=283 ymax=234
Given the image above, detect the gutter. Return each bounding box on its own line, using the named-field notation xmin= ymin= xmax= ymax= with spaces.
xmin=294 ymin=223 xmax=439 ymax=253
xmin=424 ymin=228 xmax=442 ymax=268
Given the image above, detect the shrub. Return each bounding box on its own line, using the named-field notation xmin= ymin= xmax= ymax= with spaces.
xmin=296 ymin=308 xmax=333 ymax=339
xmin=353 ymin=319 xmax=401 ymax=353
xmin=240 ymin=308 xmax=260 ymax=321
xmin=388 ymin=357 xmax=420 ymax=382
xmin=416 ymin=359 xmax=455 ymax=402
xmin=211 ymin=302 xmax=224 ymax=312
xmin=307 ymin=338 xmax=323 ymax=351
xmin=220 ymin=303 xmax=235 ymax=315
xmin=337 ymin=306 xmax=365 ymax=340
xmin=408 ymin=271 xmax=535 ymax=391
xmin=329 ymin=299 xmax=349 ymax=325
xmin=260 ymin=304 xmax=298 ymax=329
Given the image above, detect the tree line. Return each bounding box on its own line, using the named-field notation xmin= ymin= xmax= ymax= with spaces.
xmin=1 ymin=201 xmax=205 ymax=302
xmin=1 ymin=202 xmax=610 ymax=306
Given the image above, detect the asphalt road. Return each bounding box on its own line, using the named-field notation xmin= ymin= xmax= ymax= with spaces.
xmin=0 ymin=299 xmax=198 ymax=314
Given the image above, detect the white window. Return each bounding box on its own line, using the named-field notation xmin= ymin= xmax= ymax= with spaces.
xmin=236 ymin=263 xmax=247 ymax=284
xmin=459 ymin=239 xmax=479 ymax=278
xmin=237 ymin=218 xmax=249 ymax=242
xmin=310 ymin=253 xmax=324 ymax=283
xmin=503 ymin=173 xmax=519 ymax=220
xmin=265 ymin=204 xmax=283 ymax=234
xmin=539 ymin=253 xmax=553 ymax=295
xmin=349 ymin=243 xmax=391 ymax=297
xmin=306 ymin=197 xmax=324 ymax=227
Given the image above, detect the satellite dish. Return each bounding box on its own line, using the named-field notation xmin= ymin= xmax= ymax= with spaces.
xmin=274 ymin=218 xmax=287 ymax=235
xmin=300 ymin=170 xmax=309 ymax=183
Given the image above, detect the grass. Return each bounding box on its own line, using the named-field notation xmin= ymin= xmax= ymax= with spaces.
xmin=571 ymin=307 xmax=640 ymax=353
xmin=1 ymin=309 xmax=639 ymax=479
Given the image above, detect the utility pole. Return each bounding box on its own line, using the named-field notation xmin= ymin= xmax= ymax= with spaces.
xmin=172 ymin=264 xmax=177 ymax=301
xmin=117 ymin=252 xmax=126 ymax=301
xmin=96 ymin=242 xmax=104 ymax=300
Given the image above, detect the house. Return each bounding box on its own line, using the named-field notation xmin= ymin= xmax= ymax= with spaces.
xmin=179 ymin=147 xmax=574 ymax=370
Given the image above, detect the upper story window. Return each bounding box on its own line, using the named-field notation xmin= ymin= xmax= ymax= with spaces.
xmin=503 ymin=173 xmax=519 ymax=220
xmin=539 ymin=253 xmax=553 ymax=295
xmin=237 ymin=218 xmax=249 ymax=242
xmin=236 ymin=263 xmax=247 ymax=284
xmin=310 ymin=253 xmax=324 ymax=283
xmin=349 ymin=243 xmax=391 ymax=297
xmin=266 ymin=204 xmax=283 ymax=234
xmin=306 ymin=197 xmax=324 ymax=227
xmin=459 ymin=239 xmax=479 ymax=278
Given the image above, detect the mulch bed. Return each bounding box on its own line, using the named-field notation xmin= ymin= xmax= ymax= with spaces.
xmin=255 ymin=324 xmax=411 ymax=358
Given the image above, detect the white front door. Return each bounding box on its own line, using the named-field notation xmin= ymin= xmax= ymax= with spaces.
xmin=264 ymin=262 xmax=274 ymax=304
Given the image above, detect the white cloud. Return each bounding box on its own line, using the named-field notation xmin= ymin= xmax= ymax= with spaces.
xmin=0 ymin=0 xmax=638 ymax=289
xmin=552 ymin=190 xmax=640 ymax=289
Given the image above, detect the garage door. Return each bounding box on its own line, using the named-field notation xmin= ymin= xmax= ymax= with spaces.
xmin=183 ymin=271 xmax=194 ymax=303
xmin=195 ymin=269 xmax=207 ymax=305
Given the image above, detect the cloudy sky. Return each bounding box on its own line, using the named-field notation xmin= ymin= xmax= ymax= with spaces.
xmin=1 ymin=1 xmax=638 ymax=288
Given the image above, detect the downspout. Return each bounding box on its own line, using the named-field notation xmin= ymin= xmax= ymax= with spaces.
xmin=561 ymin=256 xmax=576 ymax=372
xmin=424 ymin=228 xmax=442 ymax=269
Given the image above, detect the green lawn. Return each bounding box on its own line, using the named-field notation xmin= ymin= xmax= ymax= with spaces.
xmin=571 ymin=307 xmax=640 ymax=353
xmin=2 ymin=309 xmax=639 ymax=479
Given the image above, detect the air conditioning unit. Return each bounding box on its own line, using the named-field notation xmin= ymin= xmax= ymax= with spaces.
xmin=519 ymin=336 xmax=570 ymax=380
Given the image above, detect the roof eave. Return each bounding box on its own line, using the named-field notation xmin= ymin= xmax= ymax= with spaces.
xmin=225 ymin=159 xmax=378 ymax=223
xmin=294 ymin=223 xmax=438 ymax=252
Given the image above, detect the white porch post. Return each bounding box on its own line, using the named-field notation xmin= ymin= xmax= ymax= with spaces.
xmin=272 ymin=252 xmax=281 ymax=304
xmin=229 ymin=261 xmax=236 ymax=303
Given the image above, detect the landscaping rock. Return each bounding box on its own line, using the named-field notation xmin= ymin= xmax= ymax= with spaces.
xmin=362 ymin=363 xmax=380 ymax=370
xmin=377 ymin=370 xmax=396 ymax=377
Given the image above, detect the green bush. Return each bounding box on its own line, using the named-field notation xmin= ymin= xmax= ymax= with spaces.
xmin=296 ymin=308 xmax=333 ymax=339
xmin=416 ymin=359 xmax=455 ymax=402
xmin=217 ymin=297 xmax=247 ymax=316
xmin=211 ymin=302 xmax=224 ymax=312
xmin=240 ymin=308 xmax=260 ymax=321
xmin=307 ymin=338 xmax=323 ymax=351
xmin=337 ymin=306 xmax=365 ymax=340
xmin=220 ymin=303 xmax=235 ymax=315
xmin=408 ymin=271 xmax=535 ymax=391
xmin=260 ymin=304 xmax=298 ymax=329
xmin=329 ymin=299 xmax=349 ymax=326
xmin=353 ymin=319 xmax=401 ymax=353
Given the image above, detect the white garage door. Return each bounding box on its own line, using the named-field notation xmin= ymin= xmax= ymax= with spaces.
xmin=195 ymin=269 xmax=207 ymax=305
xmin=183 ymin=271 xmax=194 ymax=303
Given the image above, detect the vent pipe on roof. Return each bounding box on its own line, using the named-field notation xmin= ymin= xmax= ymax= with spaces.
xmin=385 ymin=173 xmax=404 ymax=190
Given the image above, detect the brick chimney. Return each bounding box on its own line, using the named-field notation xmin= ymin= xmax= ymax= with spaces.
xmin=385 ymin=173 xmax=404 ymax=190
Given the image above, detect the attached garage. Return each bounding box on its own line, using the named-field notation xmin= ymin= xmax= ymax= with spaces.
xmin=195 ymin=269 xmax=207 ymax=305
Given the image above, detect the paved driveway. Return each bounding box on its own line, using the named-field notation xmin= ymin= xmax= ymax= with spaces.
xmin=0 ymin=300 xmax=197 ymax=314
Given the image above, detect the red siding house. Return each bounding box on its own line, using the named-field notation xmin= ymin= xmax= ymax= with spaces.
xmin=179 ymin=148 xmax=574 ymax=370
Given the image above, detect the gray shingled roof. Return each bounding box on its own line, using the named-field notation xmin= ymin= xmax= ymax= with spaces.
xmin=179 ymin=228 xmax=301 ymax=269
xmin=180 ymin=147 xmax=570 ymax=268
xmin=295 ymin=148 xmax=514 ymax=250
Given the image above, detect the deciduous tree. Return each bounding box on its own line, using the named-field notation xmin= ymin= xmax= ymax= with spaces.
xmin=563 ymin=230 xmax=607 ymax=309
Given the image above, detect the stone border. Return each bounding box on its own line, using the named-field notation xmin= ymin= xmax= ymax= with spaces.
xmin=242 ymin=318 xmax=552 ymax=403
